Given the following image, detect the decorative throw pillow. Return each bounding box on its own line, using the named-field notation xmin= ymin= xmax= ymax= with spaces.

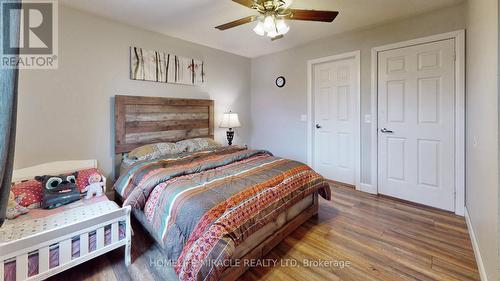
xmin=11 ymin=179 xmax=43 ymax=209
xmin=6 ymin=191 xmax=29 ymax=219
xmin=128 ymin=142 xmax=186 ymax=161
xmin=76 ymin=168 xmax=104 ymax=192
xmin=176 ymin=138 xmax=221 ymax=152
xmin=35 ymin=172 xmax=81 ymax=209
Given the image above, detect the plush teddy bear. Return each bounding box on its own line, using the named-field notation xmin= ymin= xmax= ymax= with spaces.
xmin=6 ymin=191 xmax=29 ymax=219
xmin=83 ymin=172 xmax=104 ymax=199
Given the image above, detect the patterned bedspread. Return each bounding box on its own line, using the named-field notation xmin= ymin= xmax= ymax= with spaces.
xmin=114 ymin=146 xmax=330 ymax=281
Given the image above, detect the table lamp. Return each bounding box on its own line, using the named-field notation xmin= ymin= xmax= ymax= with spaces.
xmin=220 ymin=111 xmax=241 ymax=146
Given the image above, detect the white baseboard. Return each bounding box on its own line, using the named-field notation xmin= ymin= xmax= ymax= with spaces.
xmin=358 ymin=183 xmax=377 ymax=194
xmin=464 ymin=207 xmax=488 ymax=281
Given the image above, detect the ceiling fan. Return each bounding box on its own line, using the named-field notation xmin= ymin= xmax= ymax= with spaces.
xmin=215 ymin=0 xmax=339 ymax=41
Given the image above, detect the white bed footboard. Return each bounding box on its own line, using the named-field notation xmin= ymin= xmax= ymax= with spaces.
xmin=0 ymin=206 xmax=131 ymax=281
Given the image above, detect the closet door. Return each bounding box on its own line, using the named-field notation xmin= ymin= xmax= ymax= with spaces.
xmin=378 ymin=39 xmax=455 ymax=211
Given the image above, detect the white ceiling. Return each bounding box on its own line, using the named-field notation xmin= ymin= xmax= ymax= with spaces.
xmin=60 ymin=0 xmax=464 ymax=58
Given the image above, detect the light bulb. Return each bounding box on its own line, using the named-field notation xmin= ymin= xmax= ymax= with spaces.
xmin=253 ymin=21 xmax=265 ymax=36
xmin=276 ymin=19 xmax=289 ymax=35
xmin=263 ymin=16 xmax=275 ymax=33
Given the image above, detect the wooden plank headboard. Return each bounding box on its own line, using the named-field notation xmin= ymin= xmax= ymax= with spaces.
xmin=115 ymin=95 xmax=214 ymax=154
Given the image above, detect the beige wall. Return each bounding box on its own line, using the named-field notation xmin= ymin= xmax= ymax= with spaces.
xmin=249 ymin=4 xmax=466 ymax=184
xmin=465 ymin=0 xmax=499 ymax=280
xmin=14 ymin=5 xmax=251 ymax=178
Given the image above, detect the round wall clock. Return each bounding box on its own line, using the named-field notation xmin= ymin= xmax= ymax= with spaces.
xmin=276 ymin=76 xmax=286 ymax=88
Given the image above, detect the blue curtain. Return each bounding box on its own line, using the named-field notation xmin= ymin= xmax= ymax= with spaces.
xmin=0 ymin=0 xmax=20 ymax=227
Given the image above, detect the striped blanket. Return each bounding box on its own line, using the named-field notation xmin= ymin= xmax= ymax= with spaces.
xmin=115 ymin=146 xmax=330 ymax=281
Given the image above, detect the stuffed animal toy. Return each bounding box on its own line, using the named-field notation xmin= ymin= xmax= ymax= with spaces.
xmin=36 ymin=172 xmax=80 ymax=209
xmin=6 ymin=191 xmax=29 ymax=219
xmin=83 ymin=172 xmax=104 ymax=199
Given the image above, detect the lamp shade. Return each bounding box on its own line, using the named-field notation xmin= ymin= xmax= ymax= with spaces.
xmin=220 ymin=112 xmax=241 ymax=128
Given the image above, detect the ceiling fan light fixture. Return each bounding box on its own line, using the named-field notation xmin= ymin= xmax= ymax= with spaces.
xmin=276 ymin=19 xmax=289 ymax=34
xmin=255 ymin=16 xmax=289 ymax=38
xmin=263 ymin=15 xmax=275 ymax=32
xmin=253 ymin=21 xmax=265 ymax=36
xmin=216 ymin=1 xmax=339 ymax=42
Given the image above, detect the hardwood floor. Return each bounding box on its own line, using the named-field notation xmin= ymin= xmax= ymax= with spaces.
xmin=48 ymin=184 xmax=480 ymax=281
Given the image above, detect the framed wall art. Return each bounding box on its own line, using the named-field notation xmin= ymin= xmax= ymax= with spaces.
xmin=130 ymin=46 xmax=205 ymax=86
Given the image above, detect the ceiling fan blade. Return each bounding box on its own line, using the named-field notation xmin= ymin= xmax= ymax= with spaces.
xmin=271 ymin=34 xmax=284 ymax=41
xmin=215 ymin=16 xmax=257 ymax=30
xmin=286 ymin=9 xmax=339 ymax=22
xmin=232 ymin=0 xmax=258 ymax=8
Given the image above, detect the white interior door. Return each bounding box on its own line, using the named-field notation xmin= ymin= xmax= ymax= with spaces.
xmin=378 ymin=39 xmax=455 ymax=211
xmin=313 ymin=57 xmax=357 ymax=185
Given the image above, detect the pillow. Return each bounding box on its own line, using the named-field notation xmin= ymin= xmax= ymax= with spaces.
xmin=6 ymin=191 xmax=29 ymax=220
xmin=11 ymin=180 xmax=43 ymax=209
xmin=128 ymin=142 xmax=186 ymax=161
xmin=76 ymin=168 xmax=104 ymax=192
xmin=176 ymin=138 xmax=221 ymax=152
xmin=35 ymin=173 xmax=80 ymax=209
xmin=10 ymin=168 xmax=106 ymax=209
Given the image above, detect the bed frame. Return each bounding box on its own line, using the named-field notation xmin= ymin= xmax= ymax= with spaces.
xmin=114 ymin=95 xmax=319 ymax=281
xmin=221 ymin=195 xmax=318 ymax=281
xmin=115 ymin=95 xmax=214 ymax=154
xmin=0 ymin=160 xmax=132 ymax=281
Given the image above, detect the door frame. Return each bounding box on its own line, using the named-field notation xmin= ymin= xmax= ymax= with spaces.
xmin=370 ymin=30 xmax=465 ymax=215
xmin=306 ymin=50 xmax=361 ymax=190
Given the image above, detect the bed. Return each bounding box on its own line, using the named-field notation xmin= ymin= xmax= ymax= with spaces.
xmin=0 ymin=160 xmax=131 ymax=281
xmin=114 ymin=95 xmax=331 ymax=281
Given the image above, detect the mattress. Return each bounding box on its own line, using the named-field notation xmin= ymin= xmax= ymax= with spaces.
xmin=0 ymin=196 xmax=118 ymax=242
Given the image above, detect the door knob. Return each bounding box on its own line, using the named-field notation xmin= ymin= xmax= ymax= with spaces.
xmin=316 ymin=124 xmax=322 ymax=129
xmin=380 ymin=128 xmax=394 ymax=133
